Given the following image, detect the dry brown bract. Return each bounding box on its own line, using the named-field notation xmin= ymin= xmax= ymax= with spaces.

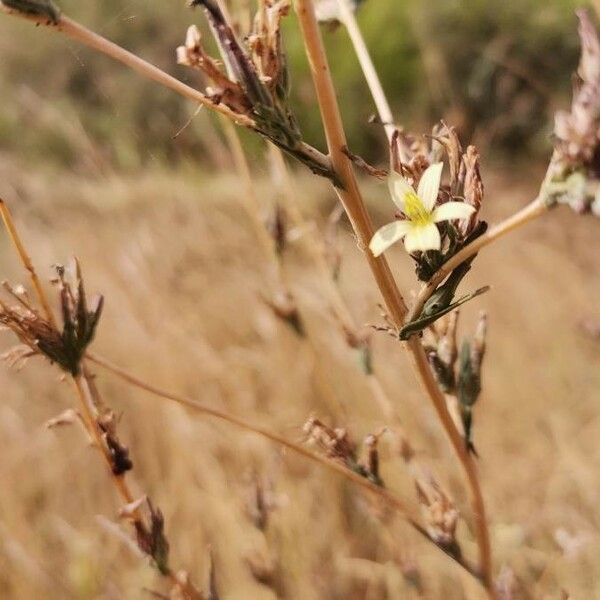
xmin=0 ymin=258 xmax=102 ymax=375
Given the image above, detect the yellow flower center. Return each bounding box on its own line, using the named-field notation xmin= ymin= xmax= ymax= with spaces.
xmin=403 ymin=191 xmax=432 ymax=226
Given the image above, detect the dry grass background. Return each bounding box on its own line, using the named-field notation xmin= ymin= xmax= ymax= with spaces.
xmin=0 ymin=153 xmax=598 ymax=599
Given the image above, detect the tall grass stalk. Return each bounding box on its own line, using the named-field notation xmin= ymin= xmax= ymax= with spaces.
xmin=0 ymin=198 xmax=203 ymax=599
xmin=293 ymin=0 xmax=497 ymax=592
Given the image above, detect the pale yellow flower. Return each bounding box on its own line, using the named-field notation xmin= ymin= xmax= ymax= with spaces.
xmin=370 ymin=163 xmax=475 ymax=256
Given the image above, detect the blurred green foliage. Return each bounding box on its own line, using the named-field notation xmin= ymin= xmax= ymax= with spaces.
xmin=0 ymin=0 xmax=587 ymax=171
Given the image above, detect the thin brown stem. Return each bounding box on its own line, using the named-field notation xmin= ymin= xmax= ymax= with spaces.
xmin=293 ymin=1 xmax=495 ymax=593
xmin=85 ymin=350 xmax=480 ymax=579
xmin=406 ymin=337 xmax=491 ymax=582
xmin=72 ymin=373 xmax=144 ymax=516
xmin=0 ymin=198 xmax=198 ymax=597
xmin=293 ymin=0 xmax=408 ymax=326
xmin=407 ymin=197 xmax=548 ymax=324
xmin=0 ymin=7 xmax=334 ymax=180
xmin=63 ymin=15 xmax=251 ymax=126
xmin=0 ymin=199 xmax=57 ymax=328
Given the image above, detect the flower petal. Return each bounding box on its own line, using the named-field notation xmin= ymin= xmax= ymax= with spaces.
xmin=369 ymin=221 xmax=412 ymax=256
xmin=388 ymin=172 xmax=414 ymax=211
xmin=403 ymin=223 xmax=441 ymax=253
xmin=432 ymin=202 xmax=476 ymax=223
xmin=417 ymin=162 xmax=443 ymax=211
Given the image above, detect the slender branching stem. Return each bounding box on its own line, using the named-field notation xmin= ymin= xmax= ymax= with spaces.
xmin=293 ymin=0 xmax=496 ymax=593
xmin=0 ymin=199 xmax=57 ymax=328
xmin=407 ymin=197 xmax=548 ymax=324
xmin=0 ymin=198 xmax=146 ymax=520
xmin=334 ymin=0 xmax=396 ymax=143
xmin=293 ymin=0 xmax=408 ymax=325
xmin=72 ymin=374 xmax=142 ymax=512
xmin=0 ymin=7 xmax=334 ymax=178
xmin=85 ymin=350 xmax=481 ymax=579
xmin=0 ymin=198 xmax=197 ymax=596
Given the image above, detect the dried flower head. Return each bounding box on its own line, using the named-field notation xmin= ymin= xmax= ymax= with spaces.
xmin=0 ymin=259 xmax=103 ymax=375
xmin=548 ymin=10 xmax=600 ymax=215
xmin=134 ymin=499 xmax=171 ymax=576
xmin=178 ymin=1 xmax=334 ymax=179
xmin=303 ymin=416 xmax=357 ymax=465
xmin=314 ymin=0 xmax=363 ymax=25
xmin=415 ymin=475 xmax=459 ymax=552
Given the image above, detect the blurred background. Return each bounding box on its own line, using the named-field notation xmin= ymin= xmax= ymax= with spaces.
xmin=0 ymin=0 xmax=599 ymax=598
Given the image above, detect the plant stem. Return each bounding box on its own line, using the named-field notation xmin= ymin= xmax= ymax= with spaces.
xmin=0 ymin=197 xmax=199 ymax=597
xmin=293 ymin=0 xmax=496 ymax=593
xmin=406 ymin=337 xmax=491 ymax=583
xmin=0 ymin=7 xmax=335 ymax=180
xmin=334 ymin=0 xmax=395 ymax=143
xmin=407 ymin=197 xmax=548 ymax=324
xmin=64 ymin=14 xmax=251 ymax=126
xmin=0 ymin=199 xmax=57 ymax=328
xmin=85 ymin=350 xmax=480 ymax=579
xmin=293 ymin=0 xmax=408 ymax=325
xmin=72 ymin=373 xmax=141 ymax=510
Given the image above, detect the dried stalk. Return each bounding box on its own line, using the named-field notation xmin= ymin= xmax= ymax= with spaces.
xmin=334 ymin=0 xmax=396 ymax=142
xmin=0 ymin=199 xmax=57 ymax=329
xmin=0 ymin=199 xmax=201 ymax=599
xmin=293 ymin=0 xmax=495 ymax=592
xmin=85 ymin=350 xmax=481 ymax=579
xmin=0 ymin=4 xmax=334 ymax=181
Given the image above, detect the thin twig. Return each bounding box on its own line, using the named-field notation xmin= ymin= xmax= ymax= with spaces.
xmin=0 ymin=6 xmax=334 ymax=179
xmin=85 ymin=350 xmax=480 ymax=579
xmin=0 ymin=198 xmax=197 ymax=597
xmin=334 ymin=0 xmax=396 ymax=143
xmin=293 ymin=0 xmax=408 ymax=325
xmin=293 ymin=0 xmax=496 ymax=593
xmin=0 ymin=199 xmax=56 ymax=328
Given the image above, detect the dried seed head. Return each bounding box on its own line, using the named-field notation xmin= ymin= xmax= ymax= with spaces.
xmin=549 ymin=11 xmax=600 ymax=215
xmin=178 ymin=1 xmax=335 ymax=180
xmin=248 ymin=0 xmax=291 ymax=95
xmin=554 ymin=10 xmax=600 ymax=169
xmin=135 ymin=499 xmax=171 ymax=576
xmin=303 ymin=416 xmax=357 ymax=465
xmin=432 ymin=122 xmax=462 ymax=192
xmin=415 ymin=475 xmax=459 ymax=551
xmin=0 ymin=259 xmax=102 ymax=375
xmin=460 ymin=146 xmax=484 ymax=236
xmin=360 ymin=429 xmax=387 ymax=486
